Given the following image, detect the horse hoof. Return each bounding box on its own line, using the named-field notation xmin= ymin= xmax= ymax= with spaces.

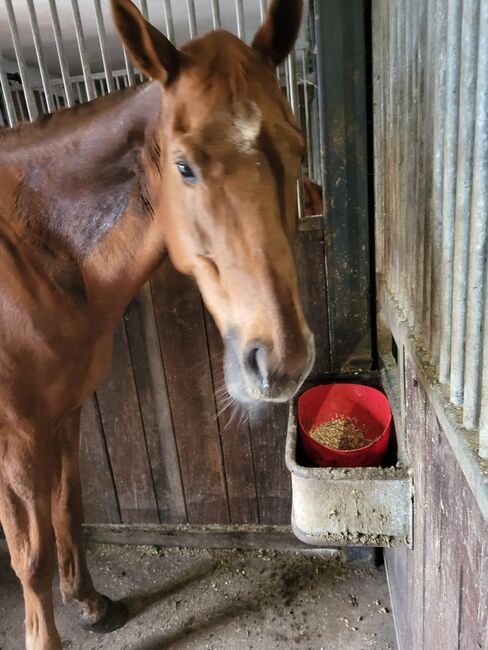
xmin=80 ymin=596 xmax=129 ymax=634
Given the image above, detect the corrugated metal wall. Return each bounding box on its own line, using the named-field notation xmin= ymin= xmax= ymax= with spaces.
xmin=374 ymin=0 xmax=488 ymax=459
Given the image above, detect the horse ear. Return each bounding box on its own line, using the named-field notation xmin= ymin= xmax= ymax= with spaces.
xmin=111 ymin=0 xmax=183 ymax=84
xmin=251 ymin=0 xmax=303 ymax=65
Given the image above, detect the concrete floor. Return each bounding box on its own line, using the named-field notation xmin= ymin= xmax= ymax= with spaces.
xmin=0 ymin=542 xmax=396 ymax=650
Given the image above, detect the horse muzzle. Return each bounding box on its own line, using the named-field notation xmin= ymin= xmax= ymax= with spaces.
xmin=223 ymin=331 xmax=315 ymax=404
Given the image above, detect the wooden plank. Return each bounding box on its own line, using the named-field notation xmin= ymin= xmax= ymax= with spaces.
xmin=436 ymin=417 xmax=465 ymax=649
xmin=404 ymin=355 xmax=427 ymax=650
xmin=95 ymin=320 xmax=159 ymax=524
xmin=421 ymin=406 xmax=444 ymax=650
xmin=387 ymin=383 xmax=488 ymax=650
xmin=293 ymin=230 xmax=331 ymax=373
xmin=80 ymin=394 xmax=120 ymax=524
xmin=248 ymin=403 xmax=291 ymax=525
xmin=478 ymin=536 xmax=488 ymax=649
xmin=150 ymin=258 xmax=230 ymax=524
xmin=203 ymin=310 xmax=259 ymax=524
xmin=124 ymin=284 xmax=187 ymax=523
xmin=384 ymin=547 xmax=409 ymax=649
xmin=457 ymin=478 xmax=484 ymax=650
xmin=82 ymin=523 xmax=322 ymax=552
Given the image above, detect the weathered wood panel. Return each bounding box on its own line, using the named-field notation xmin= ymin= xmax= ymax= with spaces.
xmin=124 ymin=285 xmax=187 ymax=523
xmin=385 ymin=357 xmax=488 ymax=650
xmin=80 ymin=395 xmax=120 ymax=524
xmin=79 ymin=225 xmax=334 ymax=526
xmin=150 ymin=258 xmax=230 ymax=524
xmin=95 ymin=321 xmax=159 ymax=524
xmin=204 ymin=312 xmax=260 ymax=524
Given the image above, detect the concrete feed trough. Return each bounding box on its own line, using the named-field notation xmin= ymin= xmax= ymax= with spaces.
xmin=285 ymin=403 xmax=413 ymax=547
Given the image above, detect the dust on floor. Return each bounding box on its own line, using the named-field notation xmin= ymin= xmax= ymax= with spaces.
xmin=0 ymin=541 xmax=396 ymax=650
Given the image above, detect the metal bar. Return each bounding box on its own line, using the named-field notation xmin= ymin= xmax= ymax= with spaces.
xmin=211 ymin=0 xmax=222 ymax=29
xmin=70 ymin=0 xmax=96 ymax=101
xmin=284 ymin=61 xmax=291 ymax=100
xmin=301 ymin=50 xmax=314 ymax=179
xmin=420 ymin=0 xmax=436 ymax=347
xmin=47 ymin=0 xmax=74 ymax=107
xmin=449 ymin=0 xmax=480 ymax=405
xmin=287 ymin=51 xmax=300 ymax=126
xmin=439 ymin=0 xmax=462 ymax=385
xmin=140 ymin=0 xmax=149 ymax=20
xmin=430 ymin=0 xmax=448 ymax=365
xmin=259 ymin=0 xmax=267 ymax=23
xmin=75 ymin=81 xmax=83 ymax=105
xmin=235 ymin=0 xmax=246 ymax=40
xmin=0 ymin=53 xmax=16 ymax=127
xmin=39 ymin=92 xmax=47 ymax=114
xmin=122 ymin=47 xmax=136 ymax=87
xmin=186 ymin=0 xmax=197 ymax=39
xmin=4 ymin=0 xmax=38 ymax=121
xmin=285 ymin=50 xmax=302 ymax=221
xmin=94 ymin=0 xmax=115 ymax=94
xmin=25 ymin=0 xmax=55 ymax=114
xmin=163 ymin=0 xmax=175 ymax=42
xmin=466 ymin=0 xmax=488 ymax=431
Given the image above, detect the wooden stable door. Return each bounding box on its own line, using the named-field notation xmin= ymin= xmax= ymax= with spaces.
xmin=80 ymin=231 xmax=332 ymax=526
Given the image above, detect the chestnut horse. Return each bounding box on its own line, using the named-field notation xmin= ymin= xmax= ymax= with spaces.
xmin=0 ymin=0 xmax=314 ymax=647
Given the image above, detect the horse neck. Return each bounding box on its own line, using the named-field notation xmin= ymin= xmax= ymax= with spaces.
xmin=2 ymin=81 xmax=166 ymax=320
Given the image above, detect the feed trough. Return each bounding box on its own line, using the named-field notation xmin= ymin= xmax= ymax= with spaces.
xmin=285 ymin=401 xmax=413 ymax=547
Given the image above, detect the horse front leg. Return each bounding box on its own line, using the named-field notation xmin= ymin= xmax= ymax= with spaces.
xmin=51 ymin=408 xmax=128 ymax=633
xmin=0 ymin=428 xmax=61 ymax=650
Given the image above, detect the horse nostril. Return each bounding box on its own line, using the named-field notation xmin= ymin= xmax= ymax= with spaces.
xmin=243 ymin=340 xmax=270 ymax=390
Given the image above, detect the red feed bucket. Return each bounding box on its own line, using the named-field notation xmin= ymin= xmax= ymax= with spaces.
xmin=298 ymin=384 xmax=392 ymax=468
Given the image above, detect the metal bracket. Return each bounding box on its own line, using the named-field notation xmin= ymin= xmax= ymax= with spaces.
xmin=298 ymin=213 xmax=326 ymax=231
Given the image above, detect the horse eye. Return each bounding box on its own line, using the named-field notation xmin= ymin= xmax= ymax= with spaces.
xmin=176 ymin=160 xmax=198 ymax=184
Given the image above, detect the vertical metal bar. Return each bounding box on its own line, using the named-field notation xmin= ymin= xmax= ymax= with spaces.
xmin=439 ymin=0 xmax=463 ymax=384
xmin=449 ymin=0 xmax=480 ymax=405
xmin=211 ymin=0 xmax=222 ymax=29
xmin=284 ymin=57 xmax=291 ymax=102
xmin=465 ymin=0 xmax=488 ymax=430
xmin=286 ymin=51 xmax=303 ymax=221
xmin=140 ymin=0 xmax=149 ymax=19
xmin=94 ymin=0 xmax=115 ymax=93
xmin=75 ymin=81 xmax=83 ymax=105
xmin=301 ymin=50 xmax=313 ymax=179
xmin=287 ymin=51 xmax=300 ymax=125
xmin=235 ymin=0 xmax=246 ymax=40
xmin=47 ymin=0 xmax=74 ymax=107
xmin=163 ymin=0 xmax=175 ymax=42
xmin=0 ymin=53 xmax=16 ymax=127
xmin=259 ymin=0 xmax=267 ymax=23
xmin=186 ymin=0 xmax=197 ymax=39
xmin=420 ymin=0 xmax=436 ymax=347
xmin=70 ymin=0 xmax=96 ymax=101
xmin=26 ymin=0 xmax=55 ymax=113
xmin=430 ymin=0 xmax=448 ymax=365
xmin=122 ymin=48 xmax=136 ymax=87
xmin=4 ymin=0 xmax=38 ymax=121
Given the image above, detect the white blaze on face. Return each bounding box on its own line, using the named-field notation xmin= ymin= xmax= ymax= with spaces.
xmin=231 ymin=101 xmax=262 ymax=153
